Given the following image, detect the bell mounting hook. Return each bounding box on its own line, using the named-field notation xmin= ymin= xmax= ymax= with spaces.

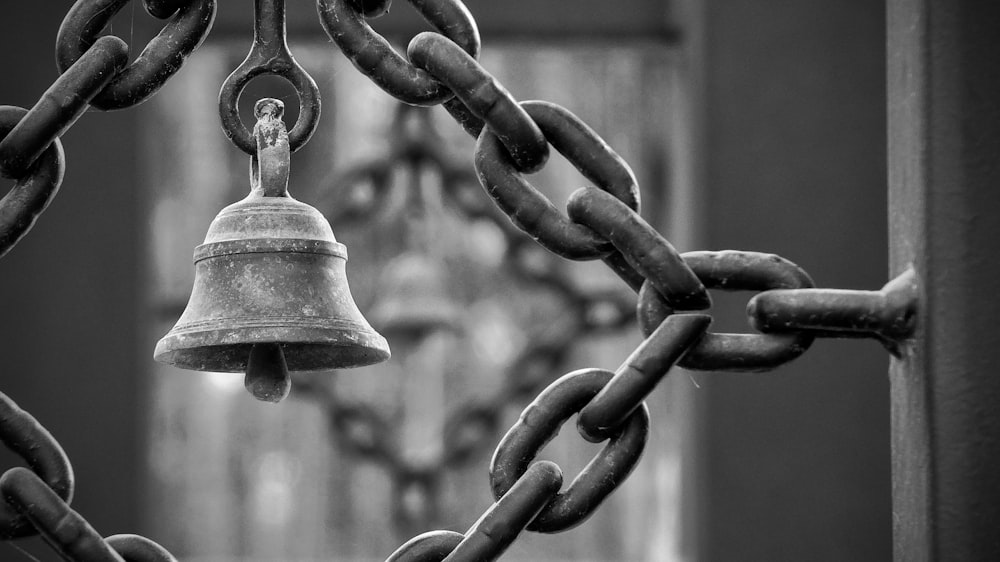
xmin=251 ymin=98 xmax=291 ymax=197
xmin=219 ymin=0 xmax=321 ymax=155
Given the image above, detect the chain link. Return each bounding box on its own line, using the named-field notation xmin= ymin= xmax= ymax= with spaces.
xmin=0 ymin=108 xmax=65 ymax=260
xmin=0 ymin=1 xmax=211 ymax=558
xmin=142 ymin=0 xmax=189 ymax=19
xmin=387 ymin=530 xmax=465 ymax=562
xmin=56 ymin=0 xmax=216 ymax=111
xmin=0 ymin=37 xmax=128 ymax=179
xmin=317 ymin=0 xmax=918 ymax=558
xmin=105 ymin=534 xmax=179 ymax=562
xmin=317 ymin=0 xmax=481 ymax=105
xmin=637 ymin=250 xmax=816 ymax=371
xmin=490 ymin=368 xmax=650 ymax=534
xmin=219 ymin=0 xmax=321 ymax=154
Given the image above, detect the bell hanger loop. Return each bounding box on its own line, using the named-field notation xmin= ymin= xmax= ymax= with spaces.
xmin=218 ymin=0 xmax=321 ymax=155
xmin=250 ymin=98 xmax=291 ymax=197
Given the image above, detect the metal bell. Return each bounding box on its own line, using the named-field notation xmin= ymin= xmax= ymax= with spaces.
xmin=154 ymin=99 xmax=389 ymax=401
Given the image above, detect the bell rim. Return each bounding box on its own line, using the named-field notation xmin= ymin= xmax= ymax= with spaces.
xmin=153 ymin=324 xmax=390 ymax=372
xmin=193 ymin=238 xmax=347 ymax=262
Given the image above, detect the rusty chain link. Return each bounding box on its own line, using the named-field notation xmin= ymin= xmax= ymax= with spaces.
xmin=0 ymin=0 xmax=921 ymax=560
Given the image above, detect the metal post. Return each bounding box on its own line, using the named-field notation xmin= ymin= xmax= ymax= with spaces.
xmin=888 ymin=0 xmax=1000 ymax=559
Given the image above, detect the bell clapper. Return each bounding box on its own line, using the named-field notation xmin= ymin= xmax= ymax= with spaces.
xmin=245 ymin=343 xmax=291 ymax=403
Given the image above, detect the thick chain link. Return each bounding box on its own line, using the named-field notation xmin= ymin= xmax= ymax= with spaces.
xmin=320 ymin=1 xmax=918 ymax=559
xmin=219 ymin=0 xmax=321 ymax=154
xmin=0 ymin=392 xmax=74 ymax=540
xmin=0 ymin=0 xmax=216 ymax=260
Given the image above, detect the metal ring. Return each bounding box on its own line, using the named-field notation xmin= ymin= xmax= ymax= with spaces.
xmin=0 ymin=37 xmax=128 ymax=179
xmin=386 ymin=530 xmax=465 ymax=562
xmin=0 ymin=107 xmax=66 ymax=261
xmin=474 ymin=101 xmax=640 ymax=263
xmin=317 ymin=0 xmax=480 ymax=105
xmin=219 ymin=0 xmax=321 ymax=154
xmin=0 ymin=392 xmax=74 ymax=540
xmin=56 ymin=0 xmax=217 ymax=111
xmin=489 ymin=368 xmax=649 ymax=533
xmin=568 ymin=186 xmax=711 ymax=310
xmin=409 ymin=33 xmax=548 ymax=173
xmin=637 ymin=250 xmax=816 ymax=372
xmin=106 ymin=534 xmax=179 ymax=562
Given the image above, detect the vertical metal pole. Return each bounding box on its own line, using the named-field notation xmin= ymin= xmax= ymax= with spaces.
xmin=888 ymin=0 xmax=1000 ymax=559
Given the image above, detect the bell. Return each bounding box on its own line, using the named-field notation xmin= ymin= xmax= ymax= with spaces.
xmin=154 ymin=98 xmax=389 ymax=402
xmin=369 ymin=252 xmax=461 ymax=339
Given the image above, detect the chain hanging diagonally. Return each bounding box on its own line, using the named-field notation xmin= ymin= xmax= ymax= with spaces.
xmin=0 ymin=391 xmax=178 ymax=561
xmin=0 ymin=2 xmax=214 ymax=560
xmin=315 ymin=0 xmax=924 ymax=560
xmin=387 ymin=315 xmax=710 ymax=561
xmin=316 ymin=0 xmax=487 ymax=141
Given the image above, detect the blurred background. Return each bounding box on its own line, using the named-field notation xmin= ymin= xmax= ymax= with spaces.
xmin=0 ymin=0 xmax=889 ymax=560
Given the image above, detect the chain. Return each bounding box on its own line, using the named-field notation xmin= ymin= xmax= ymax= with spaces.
xmin=316 ymin=1 xmax=919 ymax=560
xmin=0 ymin=1 xmax=920 ymax=561
xmin=0 ymin=1 xmax=217 ymax=558
xmin=219 ymin=0 xmax=321 ymax=154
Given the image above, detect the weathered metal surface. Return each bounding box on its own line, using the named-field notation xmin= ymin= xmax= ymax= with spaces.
xmin=0 ymin=391 xmax=74 ymax=539
xmin=637 ymin=250 xmax=815 ymax=371
xmin=317 ymin=0 xmax=480 ymax=105
xmin=578 ymin=313 xmax=711 ymax=442
xmin=0 ymin=1 xmax=912 ymax=560
xmin=0 ymin=36 xmax=127 ymax=179
xmin=55 ymin=0 xmax=217 ymax=110
xmin=0 ymin=107 xmax=65 ymax=259
xmin=888 ymin=0 xmax=1000 ymax=559
xmin=748 ymin=267 xmax=918 ymax=351
xmin=155 ymin=99 xmax=389 ymax=377
xmin=489 ymin=368 xmax=650 ymax=533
